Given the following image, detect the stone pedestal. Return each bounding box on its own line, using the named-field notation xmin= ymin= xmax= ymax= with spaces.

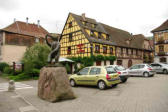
xmin=38 ymin=67 xmax=75 ymax=102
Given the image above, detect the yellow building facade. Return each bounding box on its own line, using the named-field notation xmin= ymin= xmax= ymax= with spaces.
xmin=152 ymin=19 xmax=168 ymax=63
xmin=60 ymin=13 xmax=115 ymax=60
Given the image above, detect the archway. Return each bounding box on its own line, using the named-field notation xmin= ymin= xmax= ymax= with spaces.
xmin=128 ymin=59 xmax=132 ymax=68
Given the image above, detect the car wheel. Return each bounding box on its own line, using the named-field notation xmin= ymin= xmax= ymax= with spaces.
xmin=143 ymin=72 xmax=149 ymax=77
xmin=70 ymin=79 xmax=76 ymax=87
xmin=163 ymin=69 xmax=168 ymax=74
xmin=121 ymin=78 xmax=127 ymax=83
xmin=98 ymin=81 xmax=106 ymax=90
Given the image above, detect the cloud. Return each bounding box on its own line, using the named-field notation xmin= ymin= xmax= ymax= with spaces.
xmin=0 ymin=0 xmax=18 ymax=10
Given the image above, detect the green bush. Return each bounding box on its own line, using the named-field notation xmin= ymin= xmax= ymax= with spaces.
xmin=3 ymin=66 xmax=13 ymax=74
xmin=9 ymin=73 xmax=30 ymax=81
xmin=22 ymin=43 xmax=51 ymax=75
xmin=0 ymin=62 xmax=9 ymax=72
xmin=65 ymin=63 xmax=71 ymax=74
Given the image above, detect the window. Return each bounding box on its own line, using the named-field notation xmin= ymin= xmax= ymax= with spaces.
xmin=130 ymin=65 xmax=139 ymax=69
xmin=106 ymin=35 xmax=110 ymax=41
xmin=68 ymin=22 xmax=72 ymax=28
xmin=96 ymin=61 xmax=101 ymax=66
xmin=121 ymin=48 xmax=123 ymax=54
xmin=110 ymin=47 xmax=113 ymax=54
xmin=69 ymin=33 xmax=73 ymax=42
xmin=67 ymin=46 xmax=71 ymax=55
xmin=126 ymin=48 xmax=129 ymax=55
xmin=95 ymin=45 xmax=100 ymax=53
xmin=103 ymin=46 xmax=107 ymax=54
xmin=79 ymin=68 xmax=89 ymax=75
xmin=105 ymin=67 xmax=117 ymax=74
xmin=159 ymin=45 xmax=164 ymax=52
xmin=98 ymin=32 xmax=101 ymax=39
xmin=136 ymin=50 xmax=138 ymax=56
xmin=117 ymin=60 xmax=122 ymax=65
xmin=131 ymin=49 xmax=133 ymax=55
xmin=160 ymin=57 xmax=166 ymax=63
xmin=90 ymin=30 xmax=94 ymax=37
xmin=139 ymin=65 xmax=145 ymax=69
xmin=110 ymin=60 xmax=114 ymax=65
xmin=104 ymin=61 xmax=106 ymax=66
xmin=89 ymin=68 xmax=101 ymax=75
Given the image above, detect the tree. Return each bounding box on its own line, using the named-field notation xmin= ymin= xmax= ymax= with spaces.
xmin=22 ymin=43 xmax=51 ymax=74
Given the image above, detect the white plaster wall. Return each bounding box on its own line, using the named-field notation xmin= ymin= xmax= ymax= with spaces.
xmin=1 ymin=45 xmax=27 ymax=65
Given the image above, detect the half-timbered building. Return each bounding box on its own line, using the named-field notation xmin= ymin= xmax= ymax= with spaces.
xmin=60 ymin=13 xmax=153 ymax=68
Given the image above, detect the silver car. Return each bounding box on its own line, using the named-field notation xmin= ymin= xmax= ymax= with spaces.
xmin=106 ymin=65 xmax=129 ymax=83
xmin=150 ymin=63 xmax=168 ymax=74
xmin=127 ymin=64 xmax=155 ymax=77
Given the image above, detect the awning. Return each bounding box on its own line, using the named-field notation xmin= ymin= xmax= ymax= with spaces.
xmin=59 ymin=57 xmax=74 ymax=63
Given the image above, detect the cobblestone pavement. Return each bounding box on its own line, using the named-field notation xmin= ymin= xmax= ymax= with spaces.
xmin=1 ymin=74 xmax=168 ymax=112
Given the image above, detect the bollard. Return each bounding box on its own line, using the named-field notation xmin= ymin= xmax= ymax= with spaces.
xmin=8 ymin=80 xmax=15 ymax=92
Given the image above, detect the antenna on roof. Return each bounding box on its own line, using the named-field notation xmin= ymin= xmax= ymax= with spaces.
xmin=37 ymin=20 xmax=40 ymax=28
xmin=26 ymin=17 xmax=29 ymax=24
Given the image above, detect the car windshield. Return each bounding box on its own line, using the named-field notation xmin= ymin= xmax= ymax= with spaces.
xmin=106 ymin=67 xmax=117 ymax=74
xmin=115 ymin=66 xmax=125 ymax=71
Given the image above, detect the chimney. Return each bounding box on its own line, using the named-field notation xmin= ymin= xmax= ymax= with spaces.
xmin=82 ymin=13 xmax=86 ymax=21
xmin=26 ymin=17 xmax=29 ymax=24
xmin=37 ymin=20 xmax=40 ymax=28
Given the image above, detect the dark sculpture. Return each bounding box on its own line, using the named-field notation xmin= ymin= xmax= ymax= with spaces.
xmin=45 ymin=34 xmax=60 ymax=65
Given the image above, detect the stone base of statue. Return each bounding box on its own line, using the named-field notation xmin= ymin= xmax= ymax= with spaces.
xmin=38 ymin=67 xmax=76 ymax=102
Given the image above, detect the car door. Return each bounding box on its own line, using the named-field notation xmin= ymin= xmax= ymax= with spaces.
xmin=151 ymin=64 xmax=162 ymax=73
xmin=76 ymin=68 xmax=90 ymax=85
xmin=86 ymin=67 xmax=101 ymax=85
xmin=128 ymin=65 xmax=139 ymax=76
xmin=137 ymin=65 xmax=145 ymax=76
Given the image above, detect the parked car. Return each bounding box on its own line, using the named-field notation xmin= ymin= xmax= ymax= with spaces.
xmin=69 ymin=66 xmax=120 ymax=90
xmin=150 ymin=63 xmax=168 ymax=74
xmin=106 ymin=65 xmax=129 ymax=83
xmin=127 ymin=64 xmax=155 ymax=77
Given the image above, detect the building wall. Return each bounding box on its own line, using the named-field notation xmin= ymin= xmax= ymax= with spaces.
xmin=60 ymin=15 xmax=91 ymax=57
xmin=1 ymin=45 xmax=26 ymax=65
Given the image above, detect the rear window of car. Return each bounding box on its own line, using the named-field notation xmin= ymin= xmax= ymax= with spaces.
xmin=105 ymin=67 xmax=117 ymax=74
xmin=89 ymin=68 xmax=101 ymax=75
xmin=115 ymin=66 xmax=125 ymax=71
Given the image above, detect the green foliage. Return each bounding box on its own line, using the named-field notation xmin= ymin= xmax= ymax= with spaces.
xmin=0 ymin=62 xmax=9 ymax=72
xmin=3 ymin=67 xmax=13 ymax=74
xmin=9 ymin=73 xmax=31 ymax=81
xmin=69 ymin=55 xmax=116 ymax=72
xmin=65 ymin=63 xmax=71 ymax=74
xmin=22 ymin=43 xmax=51 ymax=75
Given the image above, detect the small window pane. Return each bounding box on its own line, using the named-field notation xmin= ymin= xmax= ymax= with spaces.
xmin=89 ymin=68 xmax=101 ymax=75
xmin=79 ymin=68 xmax=89 ymax=75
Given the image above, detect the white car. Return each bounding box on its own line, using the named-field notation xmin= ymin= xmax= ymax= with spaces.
xmin=106 ymin=65 xmax=129 ymax=83
xmin=127 ymin=64 xmax=155 ymax=77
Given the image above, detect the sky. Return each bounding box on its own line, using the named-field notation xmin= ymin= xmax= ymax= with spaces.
xmin=0 ymin=0 xmax=168 ymax=37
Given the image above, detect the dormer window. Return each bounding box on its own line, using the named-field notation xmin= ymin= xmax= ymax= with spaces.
xmin=68 ymin=22 xmax=72 ymax=28
xmin=98 ymin=32 xmax=101 ymax=39
xmin=106 ymin=34 xmax=110 ymax=41
xmin=90 ymin=30 xmax=94 ymax=37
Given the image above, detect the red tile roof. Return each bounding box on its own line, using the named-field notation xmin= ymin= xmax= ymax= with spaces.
xmin=1 ymin=21 xmax=49 ymax=38
xmin=151 ymin=19 xmax=168 ymax=32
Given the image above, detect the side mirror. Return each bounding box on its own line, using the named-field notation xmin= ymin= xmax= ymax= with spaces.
xmin=77 ymin=72 xmax=81 ymax=75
